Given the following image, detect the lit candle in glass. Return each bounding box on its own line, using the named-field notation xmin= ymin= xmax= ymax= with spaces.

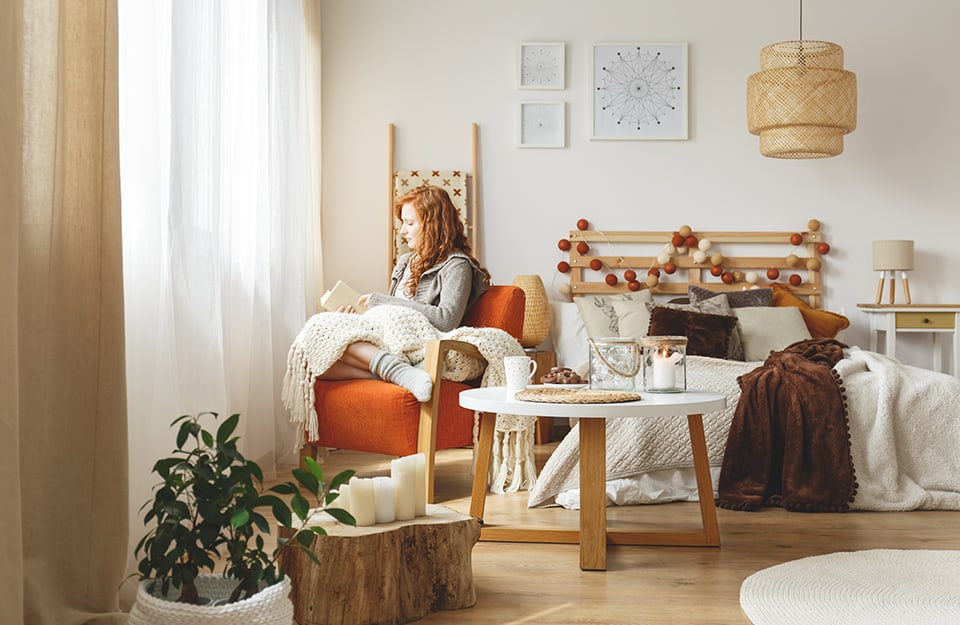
xmin=652 ymin=345 xmax=681 ymax=390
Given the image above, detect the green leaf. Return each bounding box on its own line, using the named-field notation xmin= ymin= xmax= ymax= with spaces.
xmin=291 ymin=467 xmax=319 ymax=495
xmin=324 ymin=507 xmax=356 ymax=526
xmin=217 ymin=413 xmax=240 ymax=443
xmin=291 ymin=493 xmax=309 ymax=521
xmin=230 ymin=508 xmax=251 ymax=530
xmin=200 ymin=429 xmax=214 ymax=447
xmin=269 ymin=482 xmax=297 ymax=495
xmin=303 ymin=456 xmax=324 ymax=484
xmin=295 ymin=531 xmax=316 ymax=549
xmin=329 ymin=469 xmax=355 ymax=491
xmin=271 ymin=501 xmax=293 ymax=528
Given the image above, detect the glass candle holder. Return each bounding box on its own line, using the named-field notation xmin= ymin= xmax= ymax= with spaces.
xmin=588 ymin=337 xmax=640 ymax=391
xmin=642 ymin=336 xmax=687 ymax=393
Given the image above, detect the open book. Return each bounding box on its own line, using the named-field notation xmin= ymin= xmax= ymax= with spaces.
xmin=320 ymin=280 xmax=367 ymax=313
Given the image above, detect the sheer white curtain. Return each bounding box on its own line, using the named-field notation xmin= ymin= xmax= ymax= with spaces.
xmin=118 ymin=0 xmax=321 ymax=602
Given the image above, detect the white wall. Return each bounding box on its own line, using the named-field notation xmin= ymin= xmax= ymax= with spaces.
xmin=318 ymin=0 xmax=960 ymax=369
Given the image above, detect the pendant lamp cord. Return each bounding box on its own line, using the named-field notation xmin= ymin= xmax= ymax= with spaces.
xmin=799 ymin=0 xmax=803 ymax=40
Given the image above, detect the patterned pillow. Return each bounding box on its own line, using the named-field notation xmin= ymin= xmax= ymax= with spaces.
xmin=647 ymin=306 xmax=739 ymax=359
xmin=645 ymin=295 xmax=745 ymax=361
xmin=688 ymin=284 xmax=773 ymax=308
xmin=574 ymin=290 xmax=654 ymax=337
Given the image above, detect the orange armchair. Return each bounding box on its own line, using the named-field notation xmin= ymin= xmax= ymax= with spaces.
xmin=301 ymin=285 xmax=526 ymax=501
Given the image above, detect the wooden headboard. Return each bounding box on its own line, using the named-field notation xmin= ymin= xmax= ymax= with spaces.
xmin=559 ymin=221 xmax=829 ymax=309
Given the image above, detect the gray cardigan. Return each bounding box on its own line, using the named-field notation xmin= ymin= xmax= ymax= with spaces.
xmin=366 ymin=252 xmax=489 ymax=332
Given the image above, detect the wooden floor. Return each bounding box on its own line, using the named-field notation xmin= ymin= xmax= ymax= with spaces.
xmin=299 ymin=442 xmax=960 ymax=625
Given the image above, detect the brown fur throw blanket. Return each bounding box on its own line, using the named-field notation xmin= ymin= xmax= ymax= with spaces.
xmin=717 ymin=338 xmax=858 ymax=512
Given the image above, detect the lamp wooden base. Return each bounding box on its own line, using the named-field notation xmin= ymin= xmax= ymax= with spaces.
xmin=280 ymin=505 xmax=480 ymax=625
xmin=875 ymin=273 xmax=911 ymax=305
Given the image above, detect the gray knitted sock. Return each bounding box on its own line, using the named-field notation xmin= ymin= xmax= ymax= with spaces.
xmin=369 ymin=350 xmax=433 ymax=402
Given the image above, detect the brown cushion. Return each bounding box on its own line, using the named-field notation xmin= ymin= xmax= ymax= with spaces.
xmin=647 ymin=306 xmax=739 ymax=359
xmin=688 ymin=284 xmax=773 ymax=308
xmin=646 ymin=296 xmax=744 ymax=361
xmin=770 ymin=283 xmax=850 ymax=338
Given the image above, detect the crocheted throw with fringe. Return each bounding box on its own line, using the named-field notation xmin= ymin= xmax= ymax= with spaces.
xmin=282 ymin=305 xmax=537 ymax=494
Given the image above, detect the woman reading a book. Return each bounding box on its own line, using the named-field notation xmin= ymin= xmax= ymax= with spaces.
xmin=318 ymin=185 xmax=491 ymax=401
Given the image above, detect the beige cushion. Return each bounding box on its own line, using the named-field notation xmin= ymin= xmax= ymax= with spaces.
xmin=734 ymin=306 xmax=812 ymax=362
xmin=574 ymin=290 xmax=653 ymax=338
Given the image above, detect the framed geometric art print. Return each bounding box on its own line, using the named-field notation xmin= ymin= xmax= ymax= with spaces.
xmin=518 ymin=42 xmax=565 ymax=90
xmin=591 ymin=42 xmax=688 ymax=140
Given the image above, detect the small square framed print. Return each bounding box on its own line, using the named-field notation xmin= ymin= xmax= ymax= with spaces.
xmin=591 ymin=42 xmax=688 ymax=140
xmin=518 ymin=42 xmax=565 ymax=90
xmin=518 ymin=101 xmax=565 ymax=148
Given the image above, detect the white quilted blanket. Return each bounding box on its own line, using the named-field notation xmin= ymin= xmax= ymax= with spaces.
xmin=282 ymin=305 xmax=537 ymax=493
xmin=529 ymin=347 xmax=960 ymax=511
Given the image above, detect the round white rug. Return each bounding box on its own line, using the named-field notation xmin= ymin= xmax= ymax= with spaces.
xmin=740 ymin=549 xmax=960 ymax=625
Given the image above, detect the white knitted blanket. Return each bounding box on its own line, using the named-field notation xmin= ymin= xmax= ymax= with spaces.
xmin=281 ymin=305 xmax=537 ymax=493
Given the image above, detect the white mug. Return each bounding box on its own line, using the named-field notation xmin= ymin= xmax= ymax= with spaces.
xmin=504 ymin=355 xmax=538 ymax=397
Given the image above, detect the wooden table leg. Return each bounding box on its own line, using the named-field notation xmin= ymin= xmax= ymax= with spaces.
xmin=578 ymin=418 xmax=607 ymax=570
xmin=469 ymin=411 xmax=496 ymax=521
xmin=686 ymin=413 xmax=720 ymax=546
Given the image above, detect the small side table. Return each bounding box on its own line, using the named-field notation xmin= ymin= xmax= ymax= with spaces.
xmin=857 ymin=304 xmax=960 ymax=376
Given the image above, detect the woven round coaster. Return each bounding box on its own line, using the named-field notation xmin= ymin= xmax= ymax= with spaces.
xmin=514 ymin=387 xmax=642 ymax=404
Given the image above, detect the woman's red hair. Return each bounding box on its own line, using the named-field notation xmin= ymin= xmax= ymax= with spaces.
xmin=394 ymin=185 xmax=490 ymax=296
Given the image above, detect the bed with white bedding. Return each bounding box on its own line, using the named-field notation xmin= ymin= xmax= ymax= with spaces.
xmin=528 ymin=224 xmax=960 ymax=512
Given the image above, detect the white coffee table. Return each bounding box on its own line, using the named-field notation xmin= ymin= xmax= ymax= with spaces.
xmin=459 ymin=386 xmax=726 ymax=571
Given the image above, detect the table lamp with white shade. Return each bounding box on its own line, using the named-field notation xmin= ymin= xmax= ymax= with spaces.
xmin=872 ymin=240 xmax=914 ymax=305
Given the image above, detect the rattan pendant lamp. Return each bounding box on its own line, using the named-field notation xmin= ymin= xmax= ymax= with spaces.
xmin=747 ymin=0 xmax=857 ymax=158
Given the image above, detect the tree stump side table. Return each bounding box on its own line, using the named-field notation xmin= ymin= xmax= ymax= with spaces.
xmin=280 ymin=504 xmax=480 ymax=625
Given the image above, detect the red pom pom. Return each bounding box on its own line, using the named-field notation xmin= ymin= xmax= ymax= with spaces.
xmin=671 ymin=233 xmax=685 ymax=248
xmin=589 ymin=258 xmax=603 ymax=271
xmin=684 ymin=235 xmax=698 ymax=249
xmin=789 ymin=274 xmax=803 ymax=286
xmin=647 ymin=267 xmax=661 ymax=277
xmin=721 ymin=271 xmax=735 ymax=284
xmin=605 ymin=274 xmax=618 ymax=286
xmin=624 ymin=269 xmax=637 ymax=281
xmin=710 ymin=265 xmax=723 ymax=277
xmin=558 ymin=239 xmax=571 ymax=251
xmin=576 ymin=219 xmax=589 ymax=231
xmin=766 ymin=267 xmax=780 ymax=280
xmin=576 ymin=241 xmax=590 ymax=255
xmin=817 ymin=242 xmax=831 ymax=255
xmin=662 ymin=262 xmax=677 ymax=275
xmin=790 ymin=233 xmax=803 ymax=246
xmin=557 ymin=261 xmax=570 ymax=273
xmin=627 ymin=280 xmax=642 ymax=291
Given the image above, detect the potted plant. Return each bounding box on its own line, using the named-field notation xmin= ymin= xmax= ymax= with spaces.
xmin=128 ymin=412 xmax=355 ymax=624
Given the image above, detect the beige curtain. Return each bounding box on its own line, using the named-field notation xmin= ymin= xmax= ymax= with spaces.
xmin=2 ymin=1 xmax=129 ymax=624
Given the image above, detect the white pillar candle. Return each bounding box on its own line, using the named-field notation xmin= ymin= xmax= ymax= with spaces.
xmin=652 ymin=348 xmax=681 ymax=390
xmin=373 ymin=476 xmax=396 ymax=524
xmin=413 ymin=453 xmax=427 ymax=517
xmin=348 ymin=477 xmax=376 ymax=527
xmin=337 ymin=484 xmax=351 ymax=515
xmin=390 ymin=456 xmax=416 ymax=521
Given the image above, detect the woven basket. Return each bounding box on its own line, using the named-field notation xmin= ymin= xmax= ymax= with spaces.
xmin=512 ymin=274 xmax=551 ymax=348
xmin=128 ymin=575 xmax=293 ymax=625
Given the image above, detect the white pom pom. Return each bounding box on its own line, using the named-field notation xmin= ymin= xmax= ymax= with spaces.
xmin=692 ymin=250 xmax=707 ymax=264
xmin=663 ymin=243 xmax=677 ymax=255
xmin=745 ymin=271 xmax=759 ymax=284
xmin=657 ymin=252 xmax=671 ymax=265
xmin=698 ymin=238 xmax=712 ymax=251
xmin=557 ymin=283 xmax=572 ymax=299
xmin=676 ymin=246 xmax=688 ymax=255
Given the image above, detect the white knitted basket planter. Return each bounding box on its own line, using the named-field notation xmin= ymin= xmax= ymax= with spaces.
xmin=129 ymin=574 xmax=293 ymax=625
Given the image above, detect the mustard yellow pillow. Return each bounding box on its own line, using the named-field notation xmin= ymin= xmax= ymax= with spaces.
xmin=771 ymin=283 xmax=850 ymax=339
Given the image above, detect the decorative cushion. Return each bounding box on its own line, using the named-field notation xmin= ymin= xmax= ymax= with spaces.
xmin=689 ymin=284 xmax=774 ymax=308
xmin=734 ymin=306 xmax=812 ymax=361
xmin=574 ymin=290 xmax=654 ymax=338
xmin=644 ymin=295 xmax=745 ymax=361
xmin=771 ymin=283 xmax=850 ymax=338
xmin=647 ymin=306 xmax=739 ymax=359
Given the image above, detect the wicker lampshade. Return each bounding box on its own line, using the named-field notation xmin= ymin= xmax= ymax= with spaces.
xmin=747 ymin=40 xmax=857 ymax=159
xmin=512 ymin=275 xmax=551 ymax=348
